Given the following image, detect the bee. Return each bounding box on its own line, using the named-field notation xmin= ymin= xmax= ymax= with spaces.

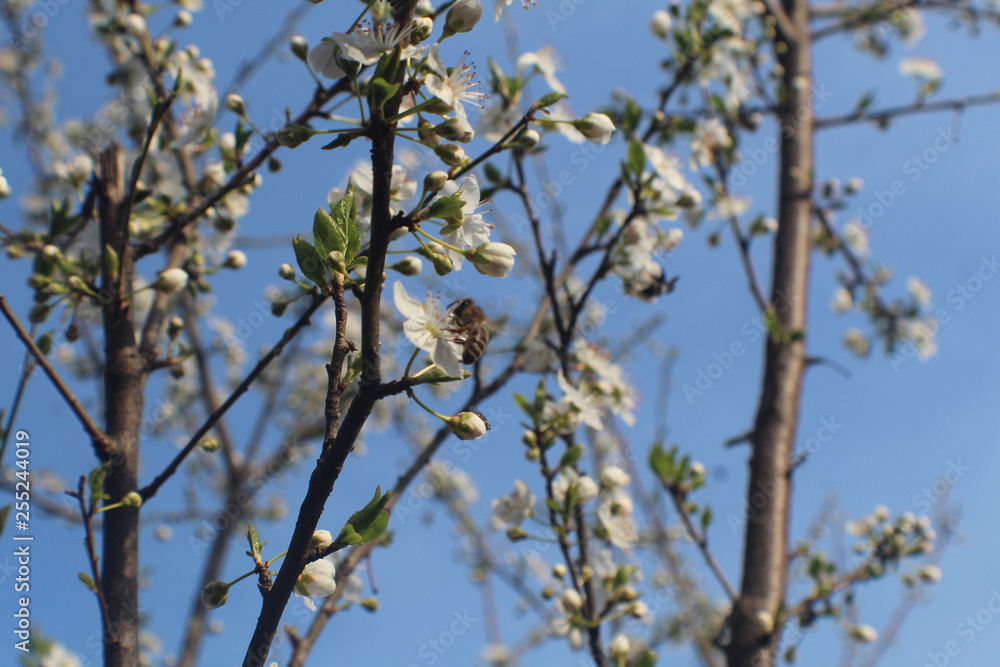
xmin=449 ymin=298 xmax=490 ymax=364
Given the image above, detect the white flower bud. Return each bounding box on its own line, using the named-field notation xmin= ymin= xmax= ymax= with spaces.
xmin=424 ymin=170 xmax=449 ymax=193
xmin=278 ymin=263 xmax=296 ymax=280
xmin=0 ymin=173 xmax=10 ymax=199
xmin=154 ymin=268 xmax=189 ymax=294
xmin=850 ymin=624 xmax=878 ymax=643
xmin=122 ymin=13 xmax=147 ymax=37
xmin=310 ymin=530 xmax=334 ymax=549
xmin=225 ymin=94 xmax=246 ymax=116
xmin=447 ymin=412 xmax=490 ymax=440
xmin=290 ymin=35 xmax=309 ymax=61
xmin=575 ymin=112 xmax=616 ymax=145
xmin=468 ymin=242 xmax=516 ymax=278
xmin=390 ymin=256 xmax=423 ymax=276
xmin=560 ymin=589 xmax=584 ymax=613
xmin=201 ymin=581 xmax=230 ymax=609
xmin=223 ymin=249 xmax=247 ymax=269
xmin=650 ymin=10 xmax=672 ymax=39
xmin=445 ymin=0 xmax=483 ymax=36
xmin=174 ymin=10 xmax=193 ymax=27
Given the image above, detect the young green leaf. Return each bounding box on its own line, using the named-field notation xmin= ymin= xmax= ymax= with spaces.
xmin=292 ymin=235 xmax=328 ymax=287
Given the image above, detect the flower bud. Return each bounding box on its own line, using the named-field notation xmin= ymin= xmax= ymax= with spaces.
xmin=517 ymin=129 xmax=540 ymax=149
xmin=411 ymin=17 xmax=433 ymax=44
xmin=225 ymin=94 xmax=246 ymax=116
xmin=290 ymin=35 xmax=309 ymax=61
xmin=223 ymin=249 xmax=247 ymax=269
xmin=122 ymin=12 xmax=147 ymax=37
xmin=424 ymin=170 xmax=449 ymax=193
xmin=122 ymin=491 xmax=143 ymax=508
xmin=361 ymin=597 xmax=380 ymax=612
xmin=498 ymin=526 xmax=522 ymax=542
xmin=276 ymin=123 xmax=315 ymax=148
xmin=552 ymin=564 xmax=567 ymax=578
xmin=650 ymin=10 xmax=672 ymax=39
xmin=154 ymin=268 xmax=189 ymax=294
xmin=434 ymin=144 xmax=467 ymax=167
xmin=446 ymin=412 xmax=489 ymax=440
xmin=560 ymin=589 xmax=583 ymax=613
xmin=0 ymin=173 xmax=10 ymax=199
xmin=574 ymin=112 xmax=616 ymax=145
xmin=468 ymin=242 xmax=516 ymax=278
xmin=389 ymin=256 xmax=423 ymax=276
xmin=444 ymin=0 xmax=482 ymax=37
xmin=199 ymin=437 xmax=220 ymax=452
xmin=174 ymin=10 xmax=193 ymax=27
xmin=310 ymin=530 xmax=334 ymax=549
xmin=201 ymin=581 xmax=230 ymax=609
xmin=278 ymin=263 xmax=296 ymax=280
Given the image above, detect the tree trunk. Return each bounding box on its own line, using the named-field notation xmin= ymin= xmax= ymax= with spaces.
xmin=96 ymin=144 xmax=145 ymax=667
xmin=727 ymin=2 xmax=813 ymax=665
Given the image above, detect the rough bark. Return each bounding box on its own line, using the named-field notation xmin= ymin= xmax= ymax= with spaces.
xmin=727 ymin=2 xmax=813 ymax=665
xmin=240 ymin=4 xmax=418 ymax=665
xmin=96 ymin=144 xmax=145 ymax=667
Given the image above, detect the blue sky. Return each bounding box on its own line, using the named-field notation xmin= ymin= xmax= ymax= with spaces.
xmin=2 ymin=2 xmax=1000 ymax=666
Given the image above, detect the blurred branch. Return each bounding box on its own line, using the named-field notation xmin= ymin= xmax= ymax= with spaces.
xmin=816 ymin=91 xmax=1000 ymax=129
xmin=0 ymin=294 xmax=113 ymax=456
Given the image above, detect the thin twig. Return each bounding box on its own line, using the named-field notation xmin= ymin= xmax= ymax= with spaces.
xmin=139 ymin=292 xmax=327 ymax=502
xmin=0 ymin=294 xmax=113 ymax=456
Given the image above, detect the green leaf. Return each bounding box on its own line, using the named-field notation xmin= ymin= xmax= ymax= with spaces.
xmin=292 ymin=235 xmax=328 ymax=287
xmin=368 ymin=77 xmax=401 ymax=112
xmin=247 ymin=525 xmax=262 ymax=558
xmin=627 ymin=140 xmax=647 ymax=178
xmin=104 ymin=244 xmax=120 ymax=282
xmin=49 ymin=197 xmax=78 ymax=238
xmin=337 ymin=524 xmax=362 ymax=546
xmin=512 ymin=393 xmax=533 ymax=419
xmin=340 ymin=486 xmax=392 ymax=547
xmin=537 ymin=91 xmax=568 ymax=109
xmin=701 ymin=506 xmax=713 ymax=531
xmin=0 ymin=504 xmax=9 ymax=538
xmin=634 ymin=649 xmax=658 ymax=667
xmin=36 ymin=332 xmax=55 ymax=356
xmin=78 ymin=572 xmax=97 ymax=593
xmin=649 ymin=443 xmax=674 ymax=483
xmin=88 ymin=462 xmax=112 ymax=505
xmin=235 ymin=118 xmax=253 ymax=154
xmin=424 ymin=192 xmax=466 ymax=221
xmin=558 ymin=445 xmax=583 ymax=470
xmin=332 ymin=183 xmax=360 ymax=265
xmin=312 ymin=208 xmax=340 ymax=259
xmin=321 ymin=131 xmax=362 ymax=150
xmin=623 ymin=98 xmax=642 ymax=134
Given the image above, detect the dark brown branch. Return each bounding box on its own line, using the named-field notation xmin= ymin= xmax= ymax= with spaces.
xmin=139 ymin=292 xmax=327 ymax=502
xmin=0 ymin=294 xmax=113 ymax=457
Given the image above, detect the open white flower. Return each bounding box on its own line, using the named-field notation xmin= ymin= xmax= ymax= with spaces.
xmin=424 ymin=46 xmax=487 ymax=128
xmin=556 ymin=373 xmax=604 ymax=431
xmin=552 ymin=469 xmax=599 ymax=507
xmin=393 ymin=281 xmax=464 ymax=378
xmin=337 ymin=22 xmax=412 ymax=65
xmin=492 ymin=480 xmax=536 ymax=526
xmin=900 ymin=56 xmax=942 ymax=80
xmin=294 ymin=556 xmax=337 ymax=611
xmin=439 ymin=175 xmax=491 ymax=269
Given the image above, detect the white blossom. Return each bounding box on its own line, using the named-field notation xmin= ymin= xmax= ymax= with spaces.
xmin=492 ymin=480 xmax=536 ymax=526
xmin=294 ymin=556 xmax=337 ymax=611
xmin=392 ymin=281 xmax=464 ymax=378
